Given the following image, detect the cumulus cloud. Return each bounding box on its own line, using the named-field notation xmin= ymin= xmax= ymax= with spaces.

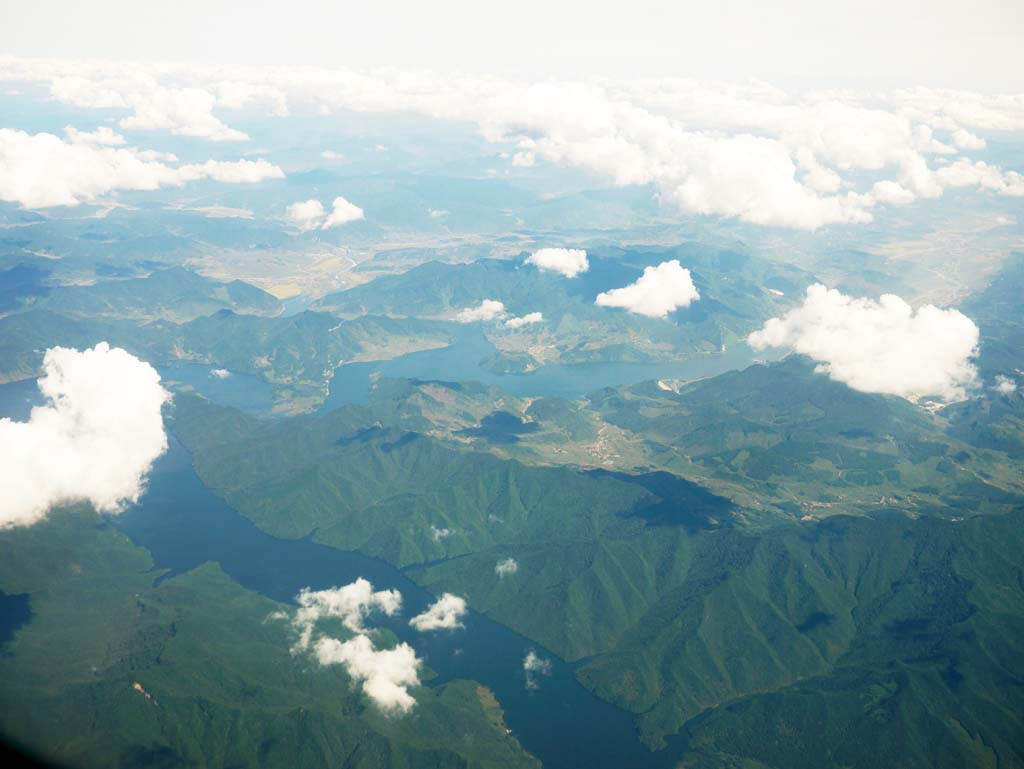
xmin=994 ymin=375 xmax=1017 ymax=395
xmin=285 ymin=199 xmax=327 ymax=231
xmin=748 ymin=284 xmax=980 ymax=402
xmin=8 ymin=57 xmax=1024 ymax=228
xmin=323 ymin=196 xmax=366 ymax=228
xmin=63 ymin=125 xmax=125 ymax=146
xmin=210 ymin=368 xmax=231 ymax=379
xmin=187 ymin=158 xmax=283 ymax=184
xmin=214 ymin=80 xmax=289 ymax=117
xmin=49 ymin=74 xmax=248 ymax=141
xmin=0 ymin=128 xmax=283 ymax=208
xmin=505 ymin=312 xmax=543 ymax=329
xmin=0 ymin=343 xmax=169 ymax=528
xmin=430 ymin=525 xmax=452 ymax=542
xmin=285 ymin=196 xmax=364 ymax=231
xmin=409 ymin=593 xmax=467 ymax=632
xmin=49 ymin=74 xmax=128 ymax=108
xmin=595 ymin=260 xmax=700 ymax=317
xmin=869 ymin=180 xmax=916 ymax=205
xmin=314 ymin=634 xmax=420 ymax=714
xmin=456 ymin=299 xmax=507 ymax=323
xmin=495 ymin=557 xmax=518 ymax=577
xmin=525 ymin=248 xmax=589 ymax=278
xmin=934 ymin=159 xmax=1024 ymax=196
xmin=292 ymin=578 xmax=402 ymax=650
xmin=279 ymin=578 xmax=420 ymax=714
xmin=523 ymin=650 xmax=552 ymax=690
xmin=119 ymin=86 xmax=249 ymax=141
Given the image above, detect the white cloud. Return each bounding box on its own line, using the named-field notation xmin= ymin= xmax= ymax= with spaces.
xmin=8 ymin=58 xmax=1024 ymax=228
xmin=210 ymin=368 xmax=231 ymax=379
xmin=50 ymin=74 xmax=128 ymax=109
xmin=292 ymin=578 xmax=402 ymax=650
xmin=285 ymin=199 xmax=327 ymax=231
xmin=49 ymin=74 xmax=249 ymax=142
xmin=286 ymin=196 xmax=364 ymax=231
xmin=430 ymin=525 xmax=452 ymax=542
xmin=409 ymin=593 xmax=467 ymax=632
xmin=322 ymin=196 xmax=366 ymax=228
xmin=214 ymin=80 xmax=289 ymax=117
xmin=276 ymin=578 xmax=421 ymax=714
xmin=525 ymin=248 xmax=589 ymax=278
xmin=63 ymin=125 xmax=126 ymax=146
xmin=119 ymin=86 xmax=249 ymax=141
xmin=456 ymin=299 xmax=507 ymax=323
xmin=934 ymin=159 xmax=1024 ymax=197
xmin=495 ymin=557 xmax=518 ymax=577
xmin=951 ymin=128 xmax=986 ymax=151
xmin=0 ymin=128 xmax=283 ymax=209
xmin=0 ymin=343 xmax=169 ymax=528
xmin=523 ymin=650 xmax=552 ymax=690
xmin=748 ymin=284 xmax=980 ymax=402
xmin=505 ymin=312 xmax=543 ymax=329
xmin=868 ymin=180 xmax=916 ymax=206
xmin=314 ymin=634 xmax=420 ymax=715
xmin=185 ymin=158 xmax=284 ymax=184
xmin=321 ymin=149 xmax=345 ymax=161
xmin=595 ymin=260 xmax=700 ymax=318
xmin=994 ymin=375 xmax=1017 ymax=395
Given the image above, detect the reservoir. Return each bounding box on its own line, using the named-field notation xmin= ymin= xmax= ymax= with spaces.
xmin=0 ymin=343 xmax=749 ymax=767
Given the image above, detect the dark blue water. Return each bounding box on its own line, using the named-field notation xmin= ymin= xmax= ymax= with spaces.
xmin=0 ymin=593 xmax=31 ymax=653
xmin=322 ymin=324 xmax=764 ymax=411
xmin=111 ymin=436 xmax=690 ymax=769
xmin=458 ymin=410 xmax=542 ymax=444
xmin=0 ymin=377 xmax=39 ymax=648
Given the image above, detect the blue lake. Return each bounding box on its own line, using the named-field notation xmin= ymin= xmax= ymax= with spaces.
xmin=158 ymin=362 xmax=276 ymax=416
xmin=323 ymin=324 xmax=767 ymax=410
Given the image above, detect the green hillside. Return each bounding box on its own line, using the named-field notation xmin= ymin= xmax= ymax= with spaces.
xmin=588 ymin=356 xmax=1024 ymax=521
xmin=317 ymin=244 xmax=816 ymax=367
xmin=167 ymin=356 xmax=1024 ymax=766
xmin=0 ymin=510 xmax=538 ymax=769
xmin=36 ymin=267 xmax=282 ymax=322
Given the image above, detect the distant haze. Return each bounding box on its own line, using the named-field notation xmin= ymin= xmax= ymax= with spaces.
xmin=1 ymin=0 xmax=1022 ymax=91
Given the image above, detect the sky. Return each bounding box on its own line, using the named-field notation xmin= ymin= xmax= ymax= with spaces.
xmin=1 ymin=0 xmax=1022 ymax=90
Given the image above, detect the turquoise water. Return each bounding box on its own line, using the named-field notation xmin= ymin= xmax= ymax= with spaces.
xmin=323 ymin=324 xmax=765 ymax=410
xmin=158 ymin=363 xmax=276 ymax=416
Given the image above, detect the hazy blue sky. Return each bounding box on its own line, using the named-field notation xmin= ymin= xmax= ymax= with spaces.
xmin=2 ymin=0 xmax=1021 ymax=90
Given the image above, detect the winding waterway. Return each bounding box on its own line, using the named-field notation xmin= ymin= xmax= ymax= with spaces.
xmin=0 ymin=339 xmax=759 ymax=767
xmin=114 ymin=436 xmax=691 ymax=769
